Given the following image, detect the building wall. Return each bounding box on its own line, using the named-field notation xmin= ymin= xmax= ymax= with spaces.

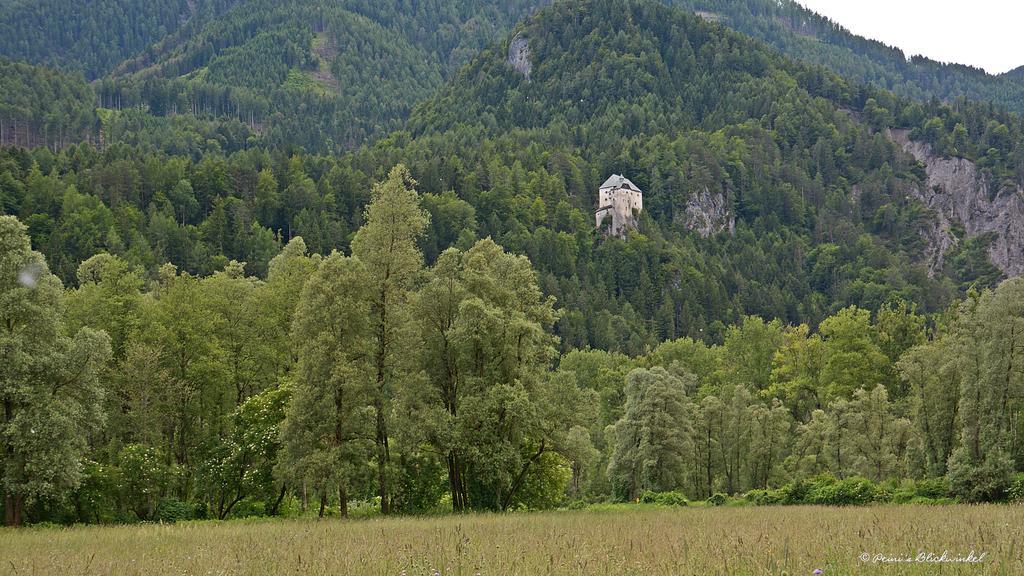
xmin=597 ymin=186 xmax=642 ymax=236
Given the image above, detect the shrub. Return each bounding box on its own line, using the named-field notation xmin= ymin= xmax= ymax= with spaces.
xmin=1009 ymin=474 xmax=1024 ymax=502
xmin=655 ymin=491 xmax=689 ymax=506
xmin=892 ymin=478 xmax=952 ymax=503
xmin=807 ymin=477 xmax=880 ymax=506
xmin=946 ymin=448 xmax=1014 ymax=502
xmin=778 ymin=479 xmax=816 ymax=505
xmin=567 ymin=499 xmax=588 ymax=510
xmin=638 ymin=491 xmax=689 ymax=506
xmin=154 ymin=498 xmax=197 ymax=523
xmin=706 ymin=493 xmax=727 ymax=506
xmin=743 ymin=489 xmax=782 ymax=506
xmin=638 ymin=491 xmax=658 ymax=504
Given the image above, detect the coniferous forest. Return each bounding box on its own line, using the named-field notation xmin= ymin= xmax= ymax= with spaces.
xmin=2 ymin=0 xmax=1024 ymax=527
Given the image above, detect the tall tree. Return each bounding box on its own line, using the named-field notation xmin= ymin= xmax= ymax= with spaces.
xmin=412 ymin=238 xmax=560 ymax=511
xmin=607 ymin=367 xmax=693 ymax=500
xmin=277 ymin=252 xmax=373 ymax=518
xmin=0 ymin=215 xmax=110 ymax=526
xmin=947 ymin=281 xmax=1024 ymax=501
xmin=350 ymin=165 xmax=429 ymax=514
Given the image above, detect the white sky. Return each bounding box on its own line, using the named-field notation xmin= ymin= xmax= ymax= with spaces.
xmin=796 ymin=0 xmax=1023 ymax=74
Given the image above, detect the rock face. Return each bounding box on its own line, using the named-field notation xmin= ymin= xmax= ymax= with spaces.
xmin=889 ymin=129 xmax=1024 ymax=277
xmin=507 ymin=33 xmax=532 ymax=80
xmin=680 ymin=187 xmax=734 ymax=238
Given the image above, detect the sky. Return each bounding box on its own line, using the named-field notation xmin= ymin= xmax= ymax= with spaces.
xmin=796 ymin=0 xmax=1023 ymax=75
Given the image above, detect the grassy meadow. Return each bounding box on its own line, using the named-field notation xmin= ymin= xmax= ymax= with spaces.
xmin=2 ymin=505 xmax=1022 ymax=576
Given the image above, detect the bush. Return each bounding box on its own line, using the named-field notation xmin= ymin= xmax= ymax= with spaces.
xmin=779 ymin=478 xmax=816 ymax=505
xmin=638 ymin=491 xmax=689 ymax=506
xmin=566 ymin=499 xmax=588 ymax=510
xmin=743 ymin=489 xmax=782 ymax=506
xmin=1009 ymin=474 xmax=1024 ymax=502
xmin=655 ymin=491 xmax=689 ymax=506
xmin=706 ymin=493 xmax=727 ymax=506
xmin=807 ymin=477 xmax=880 ymax=506
xmin=154 ymin=498 xmax=198 ymax=523
xmin=891 ymin=478 xmax=952 ymax=504
xmin=947 ymin=448 xmax=1014 ymax=502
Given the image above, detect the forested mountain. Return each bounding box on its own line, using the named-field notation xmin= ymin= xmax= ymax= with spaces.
xmin=4 ymin=0 xmax=1023 ymax=154
xmin=0 ymin=59 xmax=98 ymax=149
xmin=93 ymin=0 xmax=546 ymax=151
xmin=671 ymin=0 xmax=1024 ymax=114
xmin=8 ymin=0 xmax=1024 ymax=156
xmin=0 ymin=1 xmax=545 ymax=153
xmin=0 ymin=0 xmax=238 ymax=79
xmin=2 ymin=0 xmax=1022 ymax=348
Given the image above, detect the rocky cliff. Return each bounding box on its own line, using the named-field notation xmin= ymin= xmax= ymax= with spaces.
xmin=507 ymin=33 xmax=532 ymax=80
xmin=680 ymin=187 xmax=735 ymax=238
xmin=889 ymin=129 xmax=1024 ymax=278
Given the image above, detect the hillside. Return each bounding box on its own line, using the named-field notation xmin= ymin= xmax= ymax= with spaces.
xmin=90 ymin=0 xmax=545 ymax=152
xmin=0 ymin=0 xmax=238 ymax=79
xmin=4 ymin=0 xmax=1021 ymax=353
xmin=6 ymin=0 xmax=1024 ymax=155
xmin=348 ymin=0 xmax=1021 ymax=348
xmin=672 ymin=0 xmax=1024 ymax=114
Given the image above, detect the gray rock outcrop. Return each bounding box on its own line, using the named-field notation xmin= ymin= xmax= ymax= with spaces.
xmin=889 ymin=129 xmax=1024 ymax=277
xmin=508 ymin=33 xmax=532 ymax=80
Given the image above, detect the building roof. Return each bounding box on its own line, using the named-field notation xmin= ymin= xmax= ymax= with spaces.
xmin=599 ymin=174 xmax=641 ymax=192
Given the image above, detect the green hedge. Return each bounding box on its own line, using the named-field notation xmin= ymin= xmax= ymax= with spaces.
xmin=743 ymin=475 xmax=956 ymax=506
xmin=638 ymin=491 xmax=689 ymax=506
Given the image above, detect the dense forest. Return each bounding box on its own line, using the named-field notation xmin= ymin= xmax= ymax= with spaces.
xmin=2 ymin=168 xmax=1022 ymax=525
xmin=673 ymin=0 xmax=1024 ymax=115
xmin=6 ymin=0 xmax=1024 ymax=155
xmin=2 ymin=0 xmax=1024 ymax=526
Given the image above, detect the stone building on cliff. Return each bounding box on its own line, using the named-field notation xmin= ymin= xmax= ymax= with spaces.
xmin=595 ymin=174 xmax=642 ymax=237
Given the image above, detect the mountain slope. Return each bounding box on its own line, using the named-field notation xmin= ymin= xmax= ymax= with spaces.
xmin=346 ymin=0 xmax=1006 ymax=349
xmin=2 ymin=0 xmax=1022 ymax=353
xmin=0 ymin=0 xmax=239 ymax=79
xmin=671 ymin=0 xmax=1024 ymax=114
xmin=92 ymin=0 xmax=545 ymax=152
xmin=4 ymin=0 xmax=1022 ymax=155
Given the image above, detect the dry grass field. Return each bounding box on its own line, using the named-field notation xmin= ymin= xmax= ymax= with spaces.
xmin=2 ymin=505 xmax=1022 ymax=575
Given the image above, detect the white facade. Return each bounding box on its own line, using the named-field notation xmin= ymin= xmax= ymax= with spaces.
xmin=595 ymin=174 xmax=643 ymax=237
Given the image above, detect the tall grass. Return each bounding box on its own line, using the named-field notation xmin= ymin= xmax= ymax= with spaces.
xmin=2 ymin=505 xmax=1022 ymax=575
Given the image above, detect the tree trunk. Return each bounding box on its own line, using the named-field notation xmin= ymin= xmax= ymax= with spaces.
xmin=318 ymin=492 xmax=327 ymax=518
xmin=269 ymin=484 xmax=287 ymax=516
xmin=338 ymin=486 xmax=348 ymax=518
xmin=501 ymin=440 xmax=545 ymax=511
xmin=4 ymin=493 xmax=24 ymax=527
xmin=447 ymin=450 xmax=468 ymax=512
xmin=375 ymin=396 xmax=390 ymax=515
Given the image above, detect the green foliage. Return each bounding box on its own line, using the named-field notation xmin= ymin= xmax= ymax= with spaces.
xmin=705 ymin=493 xmax=727 ymax=506
xmin=1008 ymin=474 xmax=1024 ymax=503
xmin=154 ymin=498 xmax=201 ymax=523
xmin=670 ymin=0 xmax=1024 ymax=116
xmin=607 ymin=368 xmax=693 ymax=500
xmin=638 ymin=490 xmax=689 ymax=506
xmin=0 ymin=215 xmax=112 ymax=526
xmin=806 ymin=477 xmax=880 ymax=506
xmin=4 ymin=0 xmax=1024 ymax=527
xmin=0 ymin=0 xmax=229 ymax=78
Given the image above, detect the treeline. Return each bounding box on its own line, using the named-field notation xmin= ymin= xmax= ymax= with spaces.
xmin=0 ymin=59 xmax=99 ymax=150
xmin=2 ymin=167 xmax=1022 ymax=526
